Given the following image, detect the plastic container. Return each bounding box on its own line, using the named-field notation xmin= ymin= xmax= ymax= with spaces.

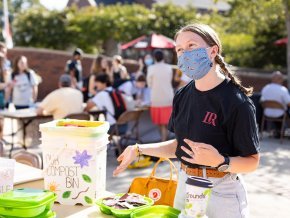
xmin=130 ymin=205 xmax=181 ymax=218
xmin=40 ymin=120 xmax=110 ymax=206
xmin=0 ymin=188 xmax=56 ymax=217
xmin=183 ymin=176 xmax=213 ymax=218
xmin=1 ymin=209 xmax=56 ymax=218
xmin=96 ymin=193 xmax=154 ymax=218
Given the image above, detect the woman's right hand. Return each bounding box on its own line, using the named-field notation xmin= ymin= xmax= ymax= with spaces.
xmin=113 ymin=145 xmax=138 ymax=176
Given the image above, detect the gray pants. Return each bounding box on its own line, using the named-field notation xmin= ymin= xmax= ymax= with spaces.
xmin=174 ymin=167 xmax=249 ymax=218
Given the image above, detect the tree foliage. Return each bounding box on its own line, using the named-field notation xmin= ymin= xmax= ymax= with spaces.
xmin=8 ymin=1 xmax=288 ymax=70
xmin=225 ymin=0 xmax=286 ymax=69
xmin=12 ymin=3 xmax=197 ymax=53
xmin=13 ymin=8 xmax=73 ymax=50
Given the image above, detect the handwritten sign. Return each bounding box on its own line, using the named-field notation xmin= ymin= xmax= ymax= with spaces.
xmin=0 ymin=158 xmax=15 ymax=194
xmin=42 ymin=139 xmax=108 ymax=206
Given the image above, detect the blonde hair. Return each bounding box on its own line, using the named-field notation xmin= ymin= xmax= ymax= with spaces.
xmin=113 ymin=55 xmax=123 ymax=65
xmin=175 ymin=23 xmax=253 ymax=96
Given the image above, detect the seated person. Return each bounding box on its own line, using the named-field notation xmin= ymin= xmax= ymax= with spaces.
xmin=134 ymin=74 xmax=150 ymax=107
xmin=36 ymin=74 xmax=83 ymax=119
xmin=85 ymin=74 xmax=116 ymax=125
xmin=261 ymin=71 xmax=290 ymax=136
xmin=85 ymin=74 xmax=127 ymax=133
xmin=117 ymin=79 xmax=135 ymax=97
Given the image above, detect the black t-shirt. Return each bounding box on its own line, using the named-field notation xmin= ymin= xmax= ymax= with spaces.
xmin=168 ymin=79 xmax=260 ymax=168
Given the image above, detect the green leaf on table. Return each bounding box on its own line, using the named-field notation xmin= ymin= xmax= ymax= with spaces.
xmin=82 ymin=174 xmax=92 ymax=183
xmin=62 ymin=191 xmax=71 ymax=198
xmin=85 ymin=196 xmax=93 ymax=204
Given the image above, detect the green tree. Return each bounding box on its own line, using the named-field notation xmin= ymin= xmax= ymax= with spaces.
xmin=12 ymin=3 xmax=198 ymax=55
xmin=226 ymin=0 xmax=289 ymax=86
xmin=0 ymin=0 xmax=43 ymax=14
xmin=11 ymin=0 xmax=43 ymax=13
xmin=67 ymin=4 xmax=153 ymax=54
xmin=13 ymin=8 xmax=74 ymax=49
xmin=283 ymin=0 xmax=290 ymax=87
xmin=12 ymin=1 xmax=287 ymax=73
xmin=149 ymin=3 xmax=196 ymax=39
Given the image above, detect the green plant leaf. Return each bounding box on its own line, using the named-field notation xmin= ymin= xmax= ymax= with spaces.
xmin=82 ymin=174 xmax=92 ymax=183
xmin=62 ymin=191 xmax=71 ymax=199
xmin=85 ymin=196 xmax=93 ymax=204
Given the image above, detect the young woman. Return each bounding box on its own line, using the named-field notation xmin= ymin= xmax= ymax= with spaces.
xmin=88 ymin=55 xmax=110 ymax=97
xmin=135 ymin=74 xmax=151 ymax=107
xmin=147 ymin=50 xmax=174 ymax=142
xmin=6 ymin=56 xmax=38 ymax=109
xmin=113 ymin=23 xmax=260 ymax=218
xmin=110 ymin=55 xmax=129 ymax=87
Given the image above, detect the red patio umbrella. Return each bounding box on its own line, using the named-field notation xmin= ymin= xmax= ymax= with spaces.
xmin=274 ymin=37 xmax=287 ymax=46
xmin=121 ymin=33 xmax=175 ymax=50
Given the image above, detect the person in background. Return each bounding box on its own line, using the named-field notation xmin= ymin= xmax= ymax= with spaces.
xmin=147 ymin=50 xmax=174 ymax=141
xmin=85 ymin=74 xmax=117 ymax=128
xmin=65 ymin=48 xmax=83 ymax=89
xmin=133 ymin=54 xmax=154 ymax=80
xmin=0 ymin=52 xmax=10 ymax=140
xmin=135 ymin=74 xmax=150 ymax=107
xmin=110 ymin=55 xmax=129 ymax=87
xmin=117 ymin=79 xmax=135 ymax=97
xmin=5 ymin=56 xmax=38 ymax=109
xmin=261 ymin=71 xmax=290 ymax=137
xmin=0 ymin=43 xmax=12 ymax=139
xmin=144 ymin=54 xmax=154 ymax=68
xmin=36 ymin=74 xmax=83 ymax=119
xmin=173 ymin=69 xmax=192 ymax=92
xmin=0 ymin=53 xmax=9 ymax=109
xmin=88 ymin=55 xmax=109 ymax=98
xmin=138 ymin=54 xmax=154 ymax=76
xmin=0 ymin=42 xmax=11 ymax=72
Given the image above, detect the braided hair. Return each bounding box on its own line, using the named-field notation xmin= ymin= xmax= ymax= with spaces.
xmin=175 ymin=23 xmax=253 ymax=96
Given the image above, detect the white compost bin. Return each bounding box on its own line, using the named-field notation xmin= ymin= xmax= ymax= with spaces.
xmin=40 ymin=119 xmax=110 ymax=206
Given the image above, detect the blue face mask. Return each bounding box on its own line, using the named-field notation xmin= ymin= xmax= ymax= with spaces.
xmin=177 ymin=47 xmax=213 ymax=80
xmin=144 ymin=58 xmax=154 ymax=66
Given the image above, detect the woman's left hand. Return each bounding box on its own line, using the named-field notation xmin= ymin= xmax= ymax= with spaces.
xmin=181 ymin=139 xmax=224 ymax=167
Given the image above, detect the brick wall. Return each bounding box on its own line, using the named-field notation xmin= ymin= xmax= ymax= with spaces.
xmin=7 ymin=47 xmax=286 ymax=101
xmin=235 ymin=68 xmax=289 ymax=92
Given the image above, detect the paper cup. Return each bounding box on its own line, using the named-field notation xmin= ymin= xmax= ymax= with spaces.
xmin=183 ymin=176 xmax=213 ymax=218
xmin=0 ymin=158 xmax=15 ymax=194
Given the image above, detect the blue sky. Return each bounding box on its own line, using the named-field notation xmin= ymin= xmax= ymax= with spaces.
xmin=40 ymin=0 xmax=69 ymax=10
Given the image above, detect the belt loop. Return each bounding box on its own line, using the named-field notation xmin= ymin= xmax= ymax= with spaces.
xmin=202 ymin=166 xmax=207 ymax=179
xmin=184 ymin=164 xmax=188 ymax=174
